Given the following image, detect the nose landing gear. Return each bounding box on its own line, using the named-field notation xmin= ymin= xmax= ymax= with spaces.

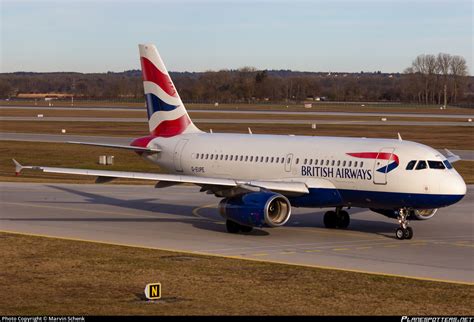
xmin=395 ymin=208 xmax=413 ymax=240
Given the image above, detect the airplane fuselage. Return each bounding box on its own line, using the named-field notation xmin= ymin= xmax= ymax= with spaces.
xmin=139 ymin=133 xmax=466 ymax=210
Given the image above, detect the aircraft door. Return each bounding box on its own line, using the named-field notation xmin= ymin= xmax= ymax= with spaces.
xmin=285 ymin=153 xmax=293 ymax=172
xmin=173 ymin=139 xmax=188 ymax=172
xmin=373 ymin=147 xmax=395 ymax=185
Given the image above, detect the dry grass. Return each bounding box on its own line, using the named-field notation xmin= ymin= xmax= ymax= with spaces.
xmin=2 ymin=100 xmax=473 ymax=114
xmin=1 ymin=108 xmax=472 ymax=123
xmin=0 ymin=141 xmax=472 ymax=184
xmin=0 ymin=120 xmax=473 ymax=150
xmin=0 ymin=231 xmax=472 ymax=315
xmin=0 ymin=140 xmax=159 ymax=184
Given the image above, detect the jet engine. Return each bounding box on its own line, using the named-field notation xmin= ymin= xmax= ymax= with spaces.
xmin=408 ymin=208 xmax=438 ymax=220
xmin=218 ymin=191 xmax=291 ymax=228
xmin=370 ymin=208 xmax=438 ymax=220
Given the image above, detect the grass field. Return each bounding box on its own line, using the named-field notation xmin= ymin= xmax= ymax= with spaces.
xmin=1 ymin=108 xmax=472 ymax=123
xmin=1 ymin=120 xmax=473 ymax=150
xmin=2 ymin=100 xmax=473 ymax=114
xmin=0 ymin=140 xmax=472 ymax=184
xmin=0 ymin=231 xmax=472 ymax=315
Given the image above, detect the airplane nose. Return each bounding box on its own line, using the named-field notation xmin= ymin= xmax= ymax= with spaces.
xmin=446 ymin=174 xmax=467 ymax=205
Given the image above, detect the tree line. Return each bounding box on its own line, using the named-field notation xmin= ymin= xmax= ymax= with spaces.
xmin=0 ymin=53 xmax=471 ymax=104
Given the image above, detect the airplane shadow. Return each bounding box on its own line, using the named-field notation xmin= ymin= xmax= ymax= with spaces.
xmin=3 ymin=185 xmax=269 ymax=236
xmin=4 ymin=184 xmax=403 ymax=239
xmin=289 ymin=207 xmax=399 ymax=239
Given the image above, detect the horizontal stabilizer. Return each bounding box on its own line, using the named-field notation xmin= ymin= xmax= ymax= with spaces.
xmin=67 ymin=141 xmax=161 ymax=153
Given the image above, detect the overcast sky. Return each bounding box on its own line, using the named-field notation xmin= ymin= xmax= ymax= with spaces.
xmin=1 ymin=0 xmax=472 ymax=74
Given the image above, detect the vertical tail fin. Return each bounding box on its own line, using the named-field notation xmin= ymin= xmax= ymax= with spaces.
xmin=138 ymin=44 xmax=201 ymax=137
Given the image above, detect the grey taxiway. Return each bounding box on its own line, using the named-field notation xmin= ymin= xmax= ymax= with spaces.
xmin=1 ymin=182 xmax=473 ymax=284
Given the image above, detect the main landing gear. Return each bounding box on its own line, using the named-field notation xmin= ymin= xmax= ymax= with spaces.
xmin=395 ymin=208 xmax=413 ymax=240
xmin=226 ymin=220 xmax=253 ymax=234
xmin=323 ymin=208 xmax=350 ymax=229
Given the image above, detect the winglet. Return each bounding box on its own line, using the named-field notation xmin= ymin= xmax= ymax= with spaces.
xmin=444 ymin=149 xmax=461 ymax=163
xmin=12 ymin=159 xmax=23 ymax=176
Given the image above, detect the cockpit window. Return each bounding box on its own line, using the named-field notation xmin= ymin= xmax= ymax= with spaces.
xmin=443 ymin=160 xmax=453 ymax=169
xmin=415 ymin=160 xmax=427 ymax=170
xmin=428 ymin=160 xmax=445 ymax=169
xmin=406 ymin=160 xmax=416 ymax=170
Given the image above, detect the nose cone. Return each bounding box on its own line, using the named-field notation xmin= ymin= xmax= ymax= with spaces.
xmin=442 ymin=173 xmax=467 ymax=206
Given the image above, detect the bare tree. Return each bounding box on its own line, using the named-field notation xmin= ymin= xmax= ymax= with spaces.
xmin=450 ymin=55 xmax=468 ymax=103
xmin=437 ymin=53 xmax=451 ymax=106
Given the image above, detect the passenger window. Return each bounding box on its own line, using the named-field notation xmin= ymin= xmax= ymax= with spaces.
xmin=287 ymin=157 xmax=291 ymax=164
xmin=326 ymin=160 xmax=330 ymax=166
xmin=337 ymin=160 xmax=340 ymax=166
xmin=245 ymin=156 xmax=249 ymax=162
xmin=348 ymin=161 xmax=352 ymax=167
xmin=443 ymin=160 xmax=453 ymax=169
xmin=354 ymin=161 xmax=358 ymax=167
xmin=210 ymin=154 xmax=214 ymax=160
xmin=309 ymin=159 xmax=312 ymax=165
xmin=240 ymin=156 xmax=243 ymax=161
xmin=428 ymin=160 xmax=445 ymax=169
xmin=265 ymin=157 xmax=269 ymax=163
xmin=260 ymin=156 xmax=264 ymax=162
xmin=205 ymin=154 xmax=209 ymax=160
xmin=360 ymin=161 xmax=364 ymax=167
xmin=220 ymin=155 xmax=224 ymax=160
xmin=304 ymin=159 xmax=307 ymax=165
xmin=250 ymin=156 xmax=253 ymax=162
xmin=331 ymin=160 xmax=335 ymax=166
xmin=343 ymin=160 xmax=346 ymax=167
xmin=406 ymin=160 xmax=416 ymax=170
xmin=270 ymin=157 xmax=273 ymax=163
xmin=315 ymin=159 xmax=318 ymax=165
xmin=225 ymin=155 xmax=228 ymax=161
xmin=296 ymin=158 xmax=299 ymax=164
xmin=281 ymin=158 xmax=284 ymax=164
xmin=235 ymin=155 xmax=238 ymax=160
xmin=416 ymin=160 xmax=427 ymax=170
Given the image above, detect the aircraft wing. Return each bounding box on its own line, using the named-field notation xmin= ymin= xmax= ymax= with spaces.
xmin=67 ymin=141 xmax=161 ymax=153
xmin=12 ymin=159 xmax=317 ymax=195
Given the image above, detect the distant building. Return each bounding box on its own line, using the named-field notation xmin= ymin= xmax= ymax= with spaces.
xmin=16 ymin=93 xmax=73 ymax=100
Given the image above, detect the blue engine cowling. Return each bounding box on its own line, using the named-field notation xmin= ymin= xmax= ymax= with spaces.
xmin=370 ymin=208 xmax=438 ymax=220
xmin=218 ymin=191 xmax=291 ymax=228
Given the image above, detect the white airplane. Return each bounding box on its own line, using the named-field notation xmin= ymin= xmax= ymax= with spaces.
xmin=13 ymin=44 xmax=467 ymax=240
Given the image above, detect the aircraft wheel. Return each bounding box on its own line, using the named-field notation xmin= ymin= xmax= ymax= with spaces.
xmin=240 ymin=225 xmax=253 ymax=233
xmin=404 ymin=227 xmax=413 ymax=240
xmin=337 ymin=211 xmax=350 ymax=229
xmin=395 ymin=228 xmax=405 ymax=240
xmin=226 ymin=220 xmax=241 ymax=233
xmin=323 ymin=211 xmax=337 ymax=228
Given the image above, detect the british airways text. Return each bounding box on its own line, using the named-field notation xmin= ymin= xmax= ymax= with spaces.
xmin=301 ymin=166 xmax=373 ymax=180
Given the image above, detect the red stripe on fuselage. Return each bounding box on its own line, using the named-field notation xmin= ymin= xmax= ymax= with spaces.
xmin=151 ymin=115 xmax=191 ymax=137
xmin=140 ymin=57 xmax=177 ymax=97
xmin=347 ymin=152 xmax=399 ymax=164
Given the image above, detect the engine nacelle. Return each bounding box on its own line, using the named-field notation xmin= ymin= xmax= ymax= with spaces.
xmin=370 ymin=208 xmax=438 ymax=220
xmin=218 ymin=192 xmax=291 ymax=228
xmin=408 ymin=208 xmax=438 ymax=220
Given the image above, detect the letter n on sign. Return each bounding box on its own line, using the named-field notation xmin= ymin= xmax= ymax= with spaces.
xmin=144 ymin=283 xmax=161 ymax=300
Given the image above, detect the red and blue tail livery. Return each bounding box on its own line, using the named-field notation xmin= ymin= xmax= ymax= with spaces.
xmin=347 ymin=152 xmax=400 ymax=173
xmin=139 ymin=44 xmax=201 ymax=137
